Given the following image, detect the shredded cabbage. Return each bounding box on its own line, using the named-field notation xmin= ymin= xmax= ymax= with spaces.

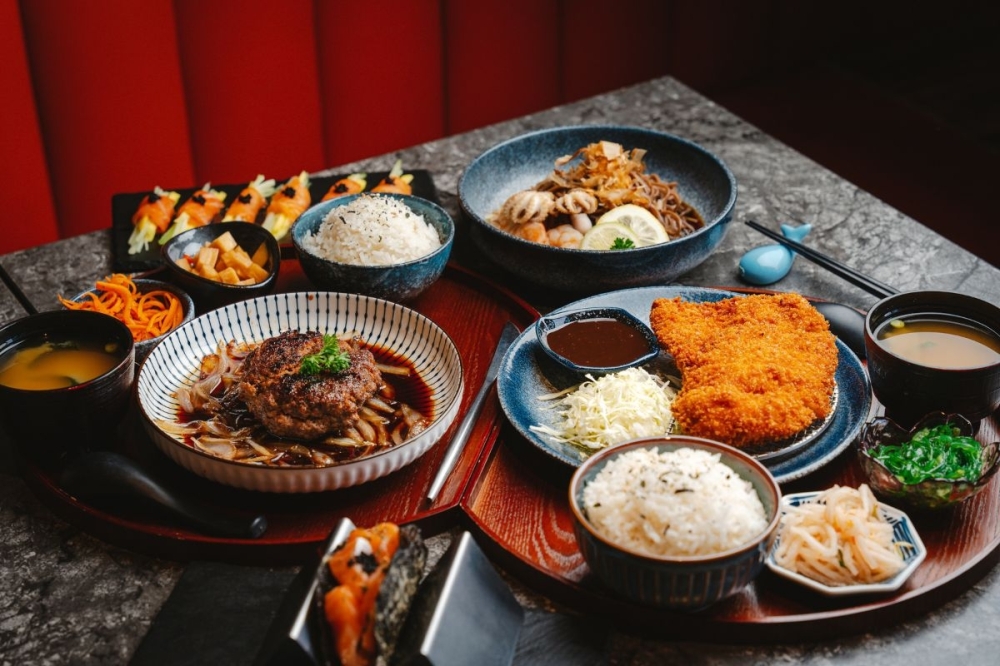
xmin=530 ymin=367 xmax=676 ymax=453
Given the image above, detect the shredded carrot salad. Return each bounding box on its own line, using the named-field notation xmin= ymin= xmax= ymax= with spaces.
xmin=58 ymin=274 xmax=184 ymax=342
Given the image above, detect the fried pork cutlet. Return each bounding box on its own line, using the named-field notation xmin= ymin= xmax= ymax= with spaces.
xmin=649 ymin=293 xmax=838 ymax=448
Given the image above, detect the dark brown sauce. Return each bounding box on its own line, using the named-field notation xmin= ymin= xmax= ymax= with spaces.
xmin=546 ymin=318 xmax=651 ymax=367
xmin=368 ymin=343 xmax=434 ymax=416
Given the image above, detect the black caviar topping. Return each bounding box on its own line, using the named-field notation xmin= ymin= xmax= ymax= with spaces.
xmin=282 ymin=186 xmax=296 ymax=197
xmin=351 ymin=551 xmax=379 ymax=575
xmin=238 ymin=192 xmax=253 ymax=204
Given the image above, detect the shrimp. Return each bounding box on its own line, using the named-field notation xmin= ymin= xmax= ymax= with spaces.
xmin=262 ymin=170 xmax=311 ymax=240
xmin=514 ymin=221 xmax=550 ymax=245
xmin=223 ymin=174 xmax=276 ymax=222
xmin=547 ymin=224 xmax=583 ymax=248
xmin=128 ymin=186 xmax=180 ymax=254
xmin=322 ymin=173 xmax=367 ymax=201
xmin=159 ymin=183 xmax=228 ymax=245
xmin=370 ymin=160 xmax=413 ymax=194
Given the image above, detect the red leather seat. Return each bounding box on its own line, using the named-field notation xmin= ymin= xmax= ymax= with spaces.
xmin=173 ymin=0 xmax=326 ymax=185
xmin=0 ymin=1 xmax=59 ymax=253
xmin=3 ymin=0 xmax=673 ymax=256
xmin=19 ymin=0 xmax=195 ymax=243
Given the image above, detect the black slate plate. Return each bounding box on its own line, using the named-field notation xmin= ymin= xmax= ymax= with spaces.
xmin=111 ymin=169 xmax=438 ymax=273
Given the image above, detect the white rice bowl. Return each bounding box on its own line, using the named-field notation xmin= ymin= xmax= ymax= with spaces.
xmin=582 ymin=446 xmax=769 ymax=557
xmin=301 ymin=193 xmax=441 ymax=265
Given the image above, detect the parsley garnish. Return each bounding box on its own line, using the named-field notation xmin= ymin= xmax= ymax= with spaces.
xmin=611 ymin=237 xmax=635 ymax=250
xmin=299 ymin=334 xmax=350 ymax=375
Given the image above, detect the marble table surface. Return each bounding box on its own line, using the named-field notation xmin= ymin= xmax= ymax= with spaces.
xmin=2 ymin=76 xmax=999 ymax=665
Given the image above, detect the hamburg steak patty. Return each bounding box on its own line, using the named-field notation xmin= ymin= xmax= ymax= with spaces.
xmin=239 ymin=330 xmax=382 ymax=440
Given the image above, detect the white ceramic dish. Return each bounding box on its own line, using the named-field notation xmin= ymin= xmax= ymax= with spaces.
xmin=136 ymin=292 xmax=464 ymax=493
xmin=765 ymin=491 xmax=927 ymax=596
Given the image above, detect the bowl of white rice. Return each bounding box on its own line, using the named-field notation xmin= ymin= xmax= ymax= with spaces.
xmin=292 ymin=193 xmax=454 ymax=302
xmin=569 ymin=436 xmax=781 ymax=610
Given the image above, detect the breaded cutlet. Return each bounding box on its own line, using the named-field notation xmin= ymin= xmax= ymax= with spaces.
xmin=648 ymin=293 xmax=838 ymax=448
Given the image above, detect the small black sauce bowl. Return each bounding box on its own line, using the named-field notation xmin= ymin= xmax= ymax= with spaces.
xmin=160 ymin=222 xmax=280 ymax=311
xmin=857 ymin=411 xmax=1000 ymax=511
xmin=536 ymin=307 xmax=660 ymax=376
xmin=0 ymin=310 xmax=135 ymax=464
xmin=864 ymin=290 xmax=1000 ymax=428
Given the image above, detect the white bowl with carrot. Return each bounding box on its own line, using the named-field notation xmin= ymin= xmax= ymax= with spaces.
xmin=60 ymin=274 xmax=194 ymax=362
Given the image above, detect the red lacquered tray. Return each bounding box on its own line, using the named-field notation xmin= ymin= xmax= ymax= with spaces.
xmin=19 ymin=263 xmax=539 ymax=565
xmin=20 ymin=270 xmax=1000 ymax=640
xmin=460 ymin=402 xmax=1000 ymax=642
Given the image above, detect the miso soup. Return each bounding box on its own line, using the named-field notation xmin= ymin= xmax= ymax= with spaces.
xmin=875 ymin=313 xmax=1000 ymax=369
xmin=0 ymin=340 xmax=122 ymax=390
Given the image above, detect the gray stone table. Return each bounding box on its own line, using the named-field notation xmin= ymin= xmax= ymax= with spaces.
xmin=2 ymin=77 xmax=999 ymax=665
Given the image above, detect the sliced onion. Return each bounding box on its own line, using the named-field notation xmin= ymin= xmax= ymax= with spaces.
xmin=376 ymin=363 xmax=411 ymax=377
xmin=355 ymin=418 xmax=376 ymax=443
xmin=193 ymin=437 xmax=238 ymax=460
xmin=365 ymin=397 xmax=395 ymax=414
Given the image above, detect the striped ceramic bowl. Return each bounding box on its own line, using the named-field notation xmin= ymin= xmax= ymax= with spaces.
xmin=569 ymin=436 xmax=781 ymax=610
xmin=136 ymin=291 xmax=463 ymax=493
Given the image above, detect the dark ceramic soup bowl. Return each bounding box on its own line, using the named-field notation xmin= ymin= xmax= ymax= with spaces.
xmin=865 ymin=290 xmax=1000 ymax=428
xmin=0 ymin=310 xmax=135 ymax=462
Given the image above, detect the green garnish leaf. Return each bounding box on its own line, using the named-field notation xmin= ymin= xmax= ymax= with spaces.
xmin=300 ymin=334 xmax=350 ymax=376
xmin=611 ymin=237 xmax=635 ymax=250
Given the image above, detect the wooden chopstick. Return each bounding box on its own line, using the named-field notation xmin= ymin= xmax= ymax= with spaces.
xmin=745 ymin=221 xmax=899 ymax=299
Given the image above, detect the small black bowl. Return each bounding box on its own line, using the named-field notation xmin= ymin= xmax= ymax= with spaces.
xmin=536 ymin=307 xmax=659 ymax=375
xmin=864 ymin=290 xmax=1000 ymax=428
xmin=0 ymin=310 xmax=135 ymax=463
xmin=161 ymin=222 xmax=280 ymax=310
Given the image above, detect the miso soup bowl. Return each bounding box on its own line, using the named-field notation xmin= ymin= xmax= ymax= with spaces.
xmin=569 ymin=436 xmax=781 ymax=611
xmin=0 ymin=310 xmax=135 ymax=463
xmin=865 ymin=290 xmax=1000 ymax=428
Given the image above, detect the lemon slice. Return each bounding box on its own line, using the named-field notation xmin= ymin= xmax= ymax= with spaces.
xmin=580 ymin=222 xmax=640 ymax=250
xmin=596 ymin=204 xmax=668 ymax=246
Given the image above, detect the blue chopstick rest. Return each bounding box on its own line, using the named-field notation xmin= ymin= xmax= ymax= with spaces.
xmin=738 ymin=223 xmax=812 ymax=285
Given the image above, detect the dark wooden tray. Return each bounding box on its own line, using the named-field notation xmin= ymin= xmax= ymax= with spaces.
xmin=19 ymin=262 xmax=538 ymax=565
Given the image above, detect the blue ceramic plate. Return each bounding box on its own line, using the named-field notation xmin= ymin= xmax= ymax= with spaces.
xmin=497 ymin=286 xmax=872 ymax=484
xmin=766 ymin=491 xmax=927 ymax=596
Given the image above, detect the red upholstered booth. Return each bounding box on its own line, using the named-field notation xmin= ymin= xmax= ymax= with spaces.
xmin=1 ymin=0 xmax=675 ymax=256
